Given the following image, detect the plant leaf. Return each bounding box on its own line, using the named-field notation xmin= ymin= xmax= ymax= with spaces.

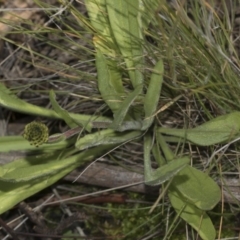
xmin=144 ymin=157 xmax=189 ymax=186
xmin=76 ymin=129 xmax=141 ymax=150
xmin=0 ymin=83 xmax=111 ymax=130
xmin=110 ymin=84 xmax=143 ymax=130
xmin=168 ymin=188 xmax=216 ymax=240
xmin=171 ymin=165 xmax=221 ymax=210
xmin=49 ymin=90 xmax=78 ymax=129
xmin=0 ymin=144 xmax=113 ymax=214
xmin=106 ymin=0 xmax=144 ymax=88
xmin=0 ymin=136 xmax=73 ymax=153
xmin=144 ymin=133 xmax=189 ymax=186
xmin=0 ymin=83 xmax=59 ymax=118
xmin=142 ymin=59 xmax=164 ymax=130
xmin=96 ymin=50 xmax=124 ymax=113
xmin=85 ymin=0 xmax=125 ymax=114
xmin=158 ymin=112 xmax=240 ymax=146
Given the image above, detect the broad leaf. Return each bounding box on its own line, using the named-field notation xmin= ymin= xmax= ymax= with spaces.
xmin=158 ymin=112 xmax=240 ymax=146
xmin=171 ymin=165 xmax=221 ymax=210
xmin=168 ymin=188 xmax=216 ymax=240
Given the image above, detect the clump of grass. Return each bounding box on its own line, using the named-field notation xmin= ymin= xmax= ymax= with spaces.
xmin=144 ymin=0 xmax=240 ymax=183
xmin=144 ymin=1 xmax=240 ymax=114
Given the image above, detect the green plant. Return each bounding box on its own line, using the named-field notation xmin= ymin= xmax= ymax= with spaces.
xmin=0 ymin=0 xmax=240 ymax=239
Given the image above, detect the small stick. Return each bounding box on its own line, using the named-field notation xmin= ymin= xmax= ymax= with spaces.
xmin=0 ymin=217 xmax=20 ymax=240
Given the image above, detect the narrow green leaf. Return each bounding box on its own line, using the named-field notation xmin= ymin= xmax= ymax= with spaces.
xmin=85 ymin=0 xmax=120 ymax=56
xmin=0 ymin=167 xmax=74 ymax=213
xmin=142 ymin=60 xmax=164 ymax=130
xmin=0 ymin=144 xmax=113 ymax=214
xmin=110 ymin=84 xmax=143 ymax=130
xmin=145 ymin=157 xmax=189 ymax=186
xmin=0 ymin=83 xmax=111 ymax=130
xmin=144 ymin=134 xmax=189 ymax=186
xmin=1 ymin=151 xmax=57 ymax=170
xmin=152 ymin=143 xmax=166 ymax=167
xmin=96 ymin=50 xmax=124 ymax=113
xmin=49 ymin=90 xmax=78 ymax=129
xmin=0 ymin=164 xmax=62 ymax=182
xmin=168 ymin=189 xmax=216 ymax=240
xmin=0 ymin=166 xmax=4 ymax=178
xmin=84 ymin=0 xmax=109 ymax=35
xmin=0 ymin=148 xmax=79 ymax=182
xmin=140 ymin=0 xmax=161 ymax=29
xmin=156 ymin=132 xmax=175 ymax=160
xmin=127 ymin=0 xmax=144 ymax=87
xmin=0 ymin=135 xmax=72 ymax=153
xmin=76 ymin=128 xmax=141 ymax=150
xmin=85 ymin=0 xmax=125 ymax=114
xmin=106 ymin=0 xmax=144 ymax=87
xmin=171 ymin=165 xmax=221 ymax=210
xmin=158 ymin=112 xmax=240 ymax=146
xmin=115 ymin=120 xmax=142 ymax=131
xmin=0 ymin=83 xmax=59 ymax=118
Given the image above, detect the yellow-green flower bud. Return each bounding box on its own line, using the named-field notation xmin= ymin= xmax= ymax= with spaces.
xmin=23 ymin=121 xmax=49 ymax=147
